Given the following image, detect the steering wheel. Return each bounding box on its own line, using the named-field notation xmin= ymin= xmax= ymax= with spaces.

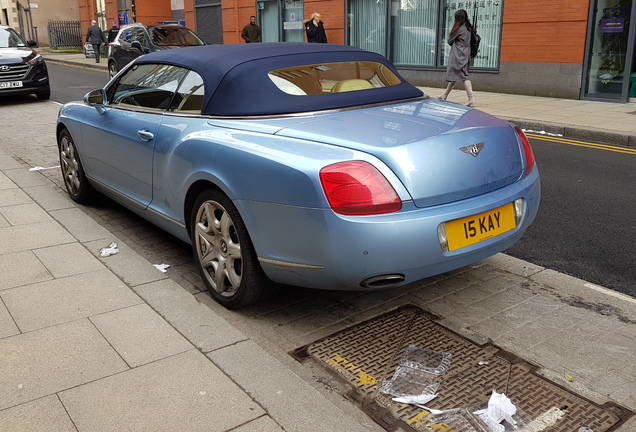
xmin=119 ymin=96 xmax=140 ymax=106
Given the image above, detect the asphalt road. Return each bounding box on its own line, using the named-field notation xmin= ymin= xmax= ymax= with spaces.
xmin=48 ymin=62 xmax=109 ymax=103
xmin=46 ymin=62 xmax=636 ymax=297
xmin=506 ymin=136 xmax=636 ymax=297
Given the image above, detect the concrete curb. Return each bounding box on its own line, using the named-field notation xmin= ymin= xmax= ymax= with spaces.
xmin=502 ymin=117 xmax=636 ymax=147
xmin=46 ymin=57 xmax=108 ymax=72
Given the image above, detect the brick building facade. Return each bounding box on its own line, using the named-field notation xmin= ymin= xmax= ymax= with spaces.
xmin=1 ymin=0 xmax=79 ymax=46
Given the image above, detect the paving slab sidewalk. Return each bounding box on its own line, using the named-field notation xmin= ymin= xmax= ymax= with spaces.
xmin=0 ymin=101 xmax=383 ymax=432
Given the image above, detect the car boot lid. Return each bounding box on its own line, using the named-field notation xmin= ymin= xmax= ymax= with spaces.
xmin=210 ymin=99 xmax=525 ymax=208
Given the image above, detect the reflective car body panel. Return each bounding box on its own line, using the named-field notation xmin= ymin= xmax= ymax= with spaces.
xmin=57 ymin=43 xmax=540 ymax=292
xmin=79 ymin=105 xmax=161 ymax=208
xmin=108 ymin=23 xmax=206 ymax=76
xmin=271 ymin=103 xmax=526 ymax=208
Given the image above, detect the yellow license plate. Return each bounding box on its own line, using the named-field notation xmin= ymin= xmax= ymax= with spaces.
xmin=445 ymin=203 xmax=517 ymax=251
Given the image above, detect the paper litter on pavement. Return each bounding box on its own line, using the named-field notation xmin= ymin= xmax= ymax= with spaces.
xmin=99 ymin=242 xmax=119 ymax=257
xmin=29 ymin=165 xmax=60 ymax=171
xmin=153 ymin=263 xmax=170 ymax=273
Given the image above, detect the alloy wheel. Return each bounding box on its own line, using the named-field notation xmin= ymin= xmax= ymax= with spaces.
xmin=194 ymin=199 xmax=243 ymax=297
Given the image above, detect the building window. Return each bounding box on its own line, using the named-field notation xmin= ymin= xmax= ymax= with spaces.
xmin=347 ymin=0 xmax=502 ymax=70
xmin=441 ymin=1 xmax=502 ymax=69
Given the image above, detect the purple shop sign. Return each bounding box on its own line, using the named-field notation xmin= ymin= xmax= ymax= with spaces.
xmin=600 ymin=18 xmax=624 ymax=33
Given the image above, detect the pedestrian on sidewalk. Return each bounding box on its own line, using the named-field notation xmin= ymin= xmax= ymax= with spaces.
xmin=86 ymin=20 xmax=105 ymax=63
xmin=438 ymin=9 xmax=475 ymax=106
xmin=241 ymin=16 xmax=261 ymax=43
xmin=108 ymin=21 xmax=119 ymax=43
xmin=304 ymin=13 xmax=328 ymax=43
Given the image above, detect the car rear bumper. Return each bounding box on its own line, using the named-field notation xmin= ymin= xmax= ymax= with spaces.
xmin=242 ymin=168 xmax=540 ymax=291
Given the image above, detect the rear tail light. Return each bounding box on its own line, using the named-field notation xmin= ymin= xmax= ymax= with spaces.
xmin=320 ymin=161 xmax=402 ymax=215
xmin=515 ymin=126 xmax=535 ymax=175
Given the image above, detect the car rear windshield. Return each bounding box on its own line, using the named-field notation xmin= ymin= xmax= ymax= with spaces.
xmin=150 ymin=26 xmax=205 ymax=47
xmin=0 ymin=28 xmax=27 ymax=48
xmin=268 ymin=61 xmax=402 ymax=96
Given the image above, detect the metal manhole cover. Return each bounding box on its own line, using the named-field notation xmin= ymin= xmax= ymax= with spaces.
xmin=291 ymin=306 xmax=633 ymax=432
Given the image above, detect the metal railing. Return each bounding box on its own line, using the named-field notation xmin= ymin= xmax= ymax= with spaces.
xmin=47 ymin=21 xmax=82 ymax=48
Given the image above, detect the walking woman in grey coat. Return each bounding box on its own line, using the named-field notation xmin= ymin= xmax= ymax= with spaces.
xmin=438 ymin=9 xmax=475 ymax=106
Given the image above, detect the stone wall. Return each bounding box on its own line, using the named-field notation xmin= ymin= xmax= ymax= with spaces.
xmin=399 ymin=61 xmax=583 ymax=99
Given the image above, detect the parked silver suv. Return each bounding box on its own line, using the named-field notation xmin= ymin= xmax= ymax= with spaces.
xmin=107 ymin=23 xmax=206 ymax=78
xmin=0 ymin=25 xmax=50 ymax=100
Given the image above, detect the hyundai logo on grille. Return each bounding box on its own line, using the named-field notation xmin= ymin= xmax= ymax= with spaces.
xmin=0 ymin=65 xmax=10 ymax=72
xmin=460 ymin=142 xmax=485 ymax=157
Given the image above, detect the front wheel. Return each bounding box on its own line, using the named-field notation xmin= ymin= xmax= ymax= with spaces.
xmin=108 ymin=61 xmax=118 ymax=78
xmin=58 ymin=128 xmax=95 ymax=203
xmin=36 ymin=85 xmax=50 ymax=100
xmin=190 ymin=189 xmax=271 ymax=309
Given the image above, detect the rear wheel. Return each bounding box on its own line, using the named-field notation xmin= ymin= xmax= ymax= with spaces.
xmin=58 ymin=128 xmax=95 ymax=203
xmin=190 ymin=189 xmax=270 ymax=309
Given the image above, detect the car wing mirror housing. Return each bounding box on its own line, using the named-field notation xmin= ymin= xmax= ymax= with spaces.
xmin=131 ymin=41 xmax=146 ymax=52
xmin=84 ymin=89 xmax=107 ymax=115
xmin=27 ymin=39 xmax=38 ymax=47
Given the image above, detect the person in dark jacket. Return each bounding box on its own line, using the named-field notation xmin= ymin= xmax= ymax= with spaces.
xmin=107 ymin=21 xmax=119 ymax=43
xmin=304 ymin=13 xmax=327 ymax=43
xmin=438 ymin=9 xmax=474 ymax=106
xmin=86 ymin=20 xmax=105 ymax=63
xmin=241 ymin=16 xmax=262 ymax=43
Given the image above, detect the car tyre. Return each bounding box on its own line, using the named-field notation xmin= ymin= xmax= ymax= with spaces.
xmin=58 ymin=128 xmax=95 ymax=203
xmin=36 ymin=85 xmax=50 ymax=100
xmin=191 ymin=189 xmax=271 ymax=309
xmin=108 ymin=61 xmax=118 ymax=78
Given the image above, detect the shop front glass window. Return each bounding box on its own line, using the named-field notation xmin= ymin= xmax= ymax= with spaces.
xmin=347 ymin=0 xmax=502 ymax=70
xmin=440 ymin=1 xmax=502 ymax=69
xmin=347 ymin=0 xmax=388 ymax=56
xmin=393 ymin=0 xmax=439 ymax=66
xmin=283 ymin=0 xmax=304 ymax=42
xmin=583 ymin=0 xmax=632 ymax=100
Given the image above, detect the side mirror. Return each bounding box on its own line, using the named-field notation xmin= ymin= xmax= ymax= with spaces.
xmin=131 ymin=41 xmax=144 ymax=51
xmin=27 ymin=40 xmax=38 ymax=47
xmin=83 ymin=89 xmax=107 ymax=115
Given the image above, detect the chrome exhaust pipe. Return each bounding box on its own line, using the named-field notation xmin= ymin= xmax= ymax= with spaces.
xmin=360 ymin=274 xmax=405 ymax=289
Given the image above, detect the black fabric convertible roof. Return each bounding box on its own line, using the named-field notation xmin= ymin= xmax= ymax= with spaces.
xmin=134 ymin=42 xmax=424 ymax=116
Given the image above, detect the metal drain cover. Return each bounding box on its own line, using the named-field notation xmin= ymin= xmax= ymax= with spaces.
xmin=291 ymin=306 xmax=632 ymax=431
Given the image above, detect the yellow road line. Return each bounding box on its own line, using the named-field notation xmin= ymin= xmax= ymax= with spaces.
xmin=526 ymin=133 xmax=636 ymax=155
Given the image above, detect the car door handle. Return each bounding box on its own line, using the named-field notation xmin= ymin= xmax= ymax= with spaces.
xmin=137 ymin=130 xmax=154 ymax=141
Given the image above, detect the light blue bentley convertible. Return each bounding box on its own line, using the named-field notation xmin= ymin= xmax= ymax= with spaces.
xmin=57 ymin=42 xmax=540 ymax=308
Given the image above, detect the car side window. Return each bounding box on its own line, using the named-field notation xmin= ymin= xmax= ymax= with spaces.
xmin=130 ymin=28 xmax=144 ymax=43
xmin=107 ymin=63 xmax=189 ymax=111
xmin=151 ymin=27 xmax=177 ymax=45
xmin=130 ymin=28 xmax=150 ymax=48
xmin=120 ymin=28 xmax=133 ymax=43
xmin=170 ymin=71 xmax=205 ymax=114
